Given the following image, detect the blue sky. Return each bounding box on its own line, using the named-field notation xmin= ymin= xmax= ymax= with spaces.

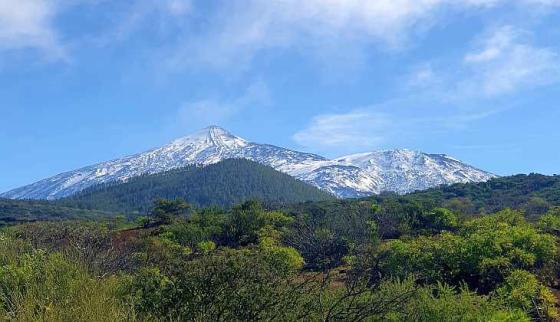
xmin=1 ymin=0 xmax=560 ymax=192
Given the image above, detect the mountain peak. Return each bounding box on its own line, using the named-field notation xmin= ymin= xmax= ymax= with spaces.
xmin=203 ymin=125 xmax=228 ymax=132
xmin=172 ymin=126 xmax=249 ymax=149
xmin=196 ymin=125 xmax=234 ymax=137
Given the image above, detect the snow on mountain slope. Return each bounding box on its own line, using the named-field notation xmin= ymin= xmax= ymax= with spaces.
xmin=335 ymin=149 xmax=496 ymax=194
xmin=0 ymin=126 xmax=495 ymax=200
xmin=297 ymin=164 xmax=384 ymax=198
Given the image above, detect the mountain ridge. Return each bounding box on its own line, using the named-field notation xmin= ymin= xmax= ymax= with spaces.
xmin=1 ymin=126 xmax=496 ymax=199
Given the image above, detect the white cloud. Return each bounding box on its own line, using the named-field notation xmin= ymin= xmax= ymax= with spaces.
xmin=405 ymin=25 xmax=560 ymax=99
xmin=0 ymin=0 xmax=65 ymax=58
xmin=301 ymin=24 xmax=560 ymax=154
xmin=170 ymin=0 xmax=454 ymax=69
xmin=292 ymin=100 xmax=507 ymax=153
xmin=407 ymin=63 xmax=442 ymax=88
xmin=166 ymin=0 xmax=560 ymax=71
xmin=463 ymin=26 xmax=560 ymax=95
xmin=0 ymin=0 xmax=193 ymax=59
xmin=293 ymin=111 xmax=390 ymax=151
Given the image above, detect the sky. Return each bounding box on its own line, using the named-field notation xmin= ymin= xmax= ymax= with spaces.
xmin=1 ymin=0 xmax=560 ymax=193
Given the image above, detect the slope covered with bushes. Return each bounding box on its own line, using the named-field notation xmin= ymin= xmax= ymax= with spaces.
xmin=2 ymin=198 xmax=559 ymax=320
xmin=60 ymin=159 xmax=335 ymax=213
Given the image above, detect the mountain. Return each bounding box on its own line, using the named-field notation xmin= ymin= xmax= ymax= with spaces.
xmin=335 ymin=150 xmax=495 ymax=194
xmin=59 ymin=159 xmax=335 ymax=213
xmin=0 ymin=126 xmax=495 ymax=199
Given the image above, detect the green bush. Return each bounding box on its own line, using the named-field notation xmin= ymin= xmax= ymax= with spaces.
xmin=422 ymin=208 xmax=459 ymax=231
xmin=381 ymin=210 xmax=557 ymax=292
xmin=538 ymin=207 xmax=560 ymax=236
xmin=388 ymin=283 xmax=530 ymax=322
xmin=0 ymin=235 xmax=132 ymax=321
xmin=123 ymin=248 xmax=313 ymax=321
xmin=495 ymin=270 xmax=558 ymax=320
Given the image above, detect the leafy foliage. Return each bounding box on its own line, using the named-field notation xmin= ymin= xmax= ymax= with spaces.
xmin=389 ymin=283 xmax=530 ymax=322
xmin=122 ymin=248 xmax=312 ymax=321
xmin=1 ymin=179 xmax=560 ymax=321
xmin=496 ymin=270 xmax=558 ymax=320
xmin=380 ymin=210 xmax=557 ymax=292
xmin=0 ymin=235 xmax=133 ymax=321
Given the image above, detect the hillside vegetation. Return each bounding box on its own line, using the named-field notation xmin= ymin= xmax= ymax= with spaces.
xmin=59 ymin=159 xmax=334 ymax=214
xmin=1 ymin=172 xmax=560 ymax=320
xmin=402 ymin=173 xmax=560 ymax=217
xmin=1 ymin=173 xmax=559 ymax=225
xmin=0 ymin=198 xmax=115 ymax=226
xmin=1 ymin=197 xmax=559 ymax=321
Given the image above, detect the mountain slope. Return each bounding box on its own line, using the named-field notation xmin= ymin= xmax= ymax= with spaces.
xmin=1 ymin=127 xmax=254 ymax=200
xmin=1 ymin=126 xmax=495 ymax=199
xmin=59 ymin=159 xmax=335 ymax=213
xmin=403 ymin=173 xmax=560 ymax=217
xmin=0 ymin=198 xmax=116 ymax=225
xmin=336 ymin=149 xmax=495 ymax=194
xmin=278 ymin=174 xmax=560 ymax=236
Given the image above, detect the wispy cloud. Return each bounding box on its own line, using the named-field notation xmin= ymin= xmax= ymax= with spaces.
xmin=0 ymin=0 xmax=65 ymax=59
xmin=405 ymin=25 xmax=560 ymax=99
xmin=293 ymin=111 xmax=391 ymax=151
xmin=407 ymin=63 xmax=443 ymax=89
xmin=463 ymin=26 xmax=560 ymax=95
xmin=175 ymin=80 xmax=271 ymax=129
xmin=292 ymin=99 xmax=506 ymax=154
xmin=297 ymin=23 xmax=560 ymax=154
xmin=0 ymin=0 xmax=194 ymax=61
xmin=168 ymin=0 xmax=453 ymax=70
xmin=163 ymin=0 xmax=560 ymax=72
xmin=90 ymin=0 xmax=192 ymax=46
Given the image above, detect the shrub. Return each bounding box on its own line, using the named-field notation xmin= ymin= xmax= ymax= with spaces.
xmin=123 ymin=248 xmax=312 ymax=321
xmin=495 ymin=270 xmax=558 ymax=320
xmin=381 ymin=210 xmax=557 ymax=292
xmin=0 ymin=236 xmax=132 ymax=321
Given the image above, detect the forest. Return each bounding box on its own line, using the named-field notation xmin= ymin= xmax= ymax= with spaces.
xmin=2 ymin=181 xmax=560 ymax=320
xmin=59 ymin=159 xmax=335 ymax=213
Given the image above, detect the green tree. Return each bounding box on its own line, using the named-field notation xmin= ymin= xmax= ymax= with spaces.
xmin=221 ymin=200 xmax=292 ymax=247
xmin=150 ymin=199 xmax=190 ymax=225
xmin=422 ymin=208 xmax=458 ymax=231
xmin=388 ymin=283 xmax=530 ymax=322
xmin=537 ymin=207 xmax=560 ymax=236
xmin=0 ymin=236 xmax=131 ymax=321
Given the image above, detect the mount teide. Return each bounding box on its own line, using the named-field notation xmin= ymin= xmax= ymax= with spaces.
xmin=1 ymin=126 xmax=496 ymax=199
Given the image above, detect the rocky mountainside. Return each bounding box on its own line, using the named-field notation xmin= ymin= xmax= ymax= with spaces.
xmin=1 ymin=126 xmax=496 ymax=199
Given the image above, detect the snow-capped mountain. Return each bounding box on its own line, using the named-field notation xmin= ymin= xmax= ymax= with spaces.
xmin=335 ymin=150 xmax=495 ymax=194
xmin=0 ymin=126 xmax=495 ymax=200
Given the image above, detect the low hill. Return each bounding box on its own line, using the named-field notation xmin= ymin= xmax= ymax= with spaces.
xmin=280 ymin=173 xmax=560 ymax=225
xmin=0 ymin=198 xmax=115 ymax=225
xmin=59 ymin=159 xmax=335 ymax=214
xmin=276 ymin=174 xmax=560 ymax=242
xmin=403 ymin=173 xmax=560 ymax=217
